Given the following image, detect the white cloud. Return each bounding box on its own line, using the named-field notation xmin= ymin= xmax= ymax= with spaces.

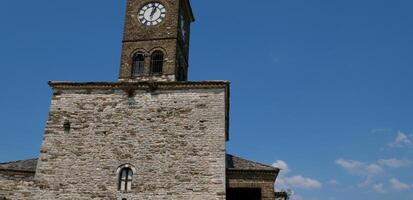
xmin=276 ymin=176 xmax=286 ymax=188
xmin=367 ymin=164 xmax=384 ymax=175
xmin=272 ymin=160 xmax=290 ymax=173
xmin=292 ymin=194 xmax=304 ymax=200
xmin=357 ymin=177 xmax=387 ymax=194
xmin=336 ymin=159 xmax=384 ymax=176
xmin=378 ymin=159 xmax=412 ymax=168
xmin=358 ymin=176 xmax=376 ymax=189
xmin=274 ymin=160 xmax=322 ymax=191
xmin=281 ymin=175 xmax=322 ymax=189
xmin=372 ymin=183 xmax=386 ymax=193
xmin=389 ymin=131 xmax=412 ymax=147
xmin=328 ymin=179 xmax=339 ymax=185
xmin=390 ymin=178 xmax=412 ymax=191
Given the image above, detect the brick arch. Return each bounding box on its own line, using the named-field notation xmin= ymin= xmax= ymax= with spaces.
xmin=116 ymin=164 xmax=137 ymax=175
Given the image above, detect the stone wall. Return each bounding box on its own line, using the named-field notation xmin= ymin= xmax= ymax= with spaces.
xmin=33 ymin=82 xmax=228 ymax=200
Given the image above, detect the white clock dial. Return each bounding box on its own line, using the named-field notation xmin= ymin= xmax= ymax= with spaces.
xmin=138 ymin=2 xmax=167 ymax=26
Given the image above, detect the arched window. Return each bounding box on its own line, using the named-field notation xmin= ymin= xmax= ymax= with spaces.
xmin=132 ymin=52 xmax=145 ymax=76
xmin=118 ymin=167 xmax=133 ymax=192
xmin=150 ymin=51 xmax=164 ymax=75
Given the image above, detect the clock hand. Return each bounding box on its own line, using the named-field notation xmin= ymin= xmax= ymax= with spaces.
xmin=150 ymin=5 xmax=157 ymax=19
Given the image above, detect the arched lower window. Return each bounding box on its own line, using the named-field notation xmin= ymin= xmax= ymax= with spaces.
xmin=118 ymin=167 xmax=133 ymax=192
xmin=132 ymin=52 xmax=145 ymax=76
xmin=150 ymin=51 xmax=164 ymax=75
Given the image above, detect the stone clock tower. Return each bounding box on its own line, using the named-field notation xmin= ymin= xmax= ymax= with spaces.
xmin=119 ymin=0 xmax=195 ymax=82
xmin=0 ymin=0 xmax=282 ymax=200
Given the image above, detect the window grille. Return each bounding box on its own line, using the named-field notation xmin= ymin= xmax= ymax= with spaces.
xmin=118 ymin=168 xmax=133 ymax=192
xmin=132 ymin=53 xmax=145 ymax=76
xmin=150 ymin=51 xmax=164 ymax=75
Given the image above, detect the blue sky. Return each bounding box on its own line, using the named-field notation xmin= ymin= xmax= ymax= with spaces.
xmin=0 ymin=1 xmax=412 ymax=200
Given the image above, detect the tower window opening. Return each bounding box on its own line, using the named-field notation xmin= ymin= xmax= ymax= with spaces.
xmin=118 ymin=167 xmax=133 ymax=192
xmin=63 ymin=121 xmax=71 ymax=134
xmin=132 ymin=53 xmax=145 ymax=76
xmin=150 ymin=51 xmax=164 ymax=75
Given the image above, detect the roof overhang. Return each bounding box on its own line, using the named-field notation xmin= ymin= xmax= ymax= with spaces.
xmin=184 ymin=0 xmax=195 ymax=22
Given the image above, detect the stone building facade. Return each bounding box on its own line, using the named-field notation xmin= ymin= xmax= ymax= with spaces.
xmin=0 ymin=0 xmax=282 ymax=199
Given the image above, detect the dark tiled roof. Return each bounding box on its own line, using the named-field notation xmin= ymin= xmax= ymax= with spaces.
xmin=0 ymin=159 xmax=37 ymax=172
xmin=226 ymin=154 xmax=278 ymax=171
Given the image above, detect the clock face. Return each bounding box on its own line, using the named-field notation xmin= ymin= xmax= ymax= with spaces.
xmin=138 ymin=2 xmax=167 ymax=26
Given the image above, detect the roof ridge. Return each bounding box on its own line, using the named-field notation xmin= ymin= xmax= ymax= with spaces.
xmin=227 ymin=154 xmax=278 ymax=170
xmin=0 ymin=158 xmax=37 ymax=165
